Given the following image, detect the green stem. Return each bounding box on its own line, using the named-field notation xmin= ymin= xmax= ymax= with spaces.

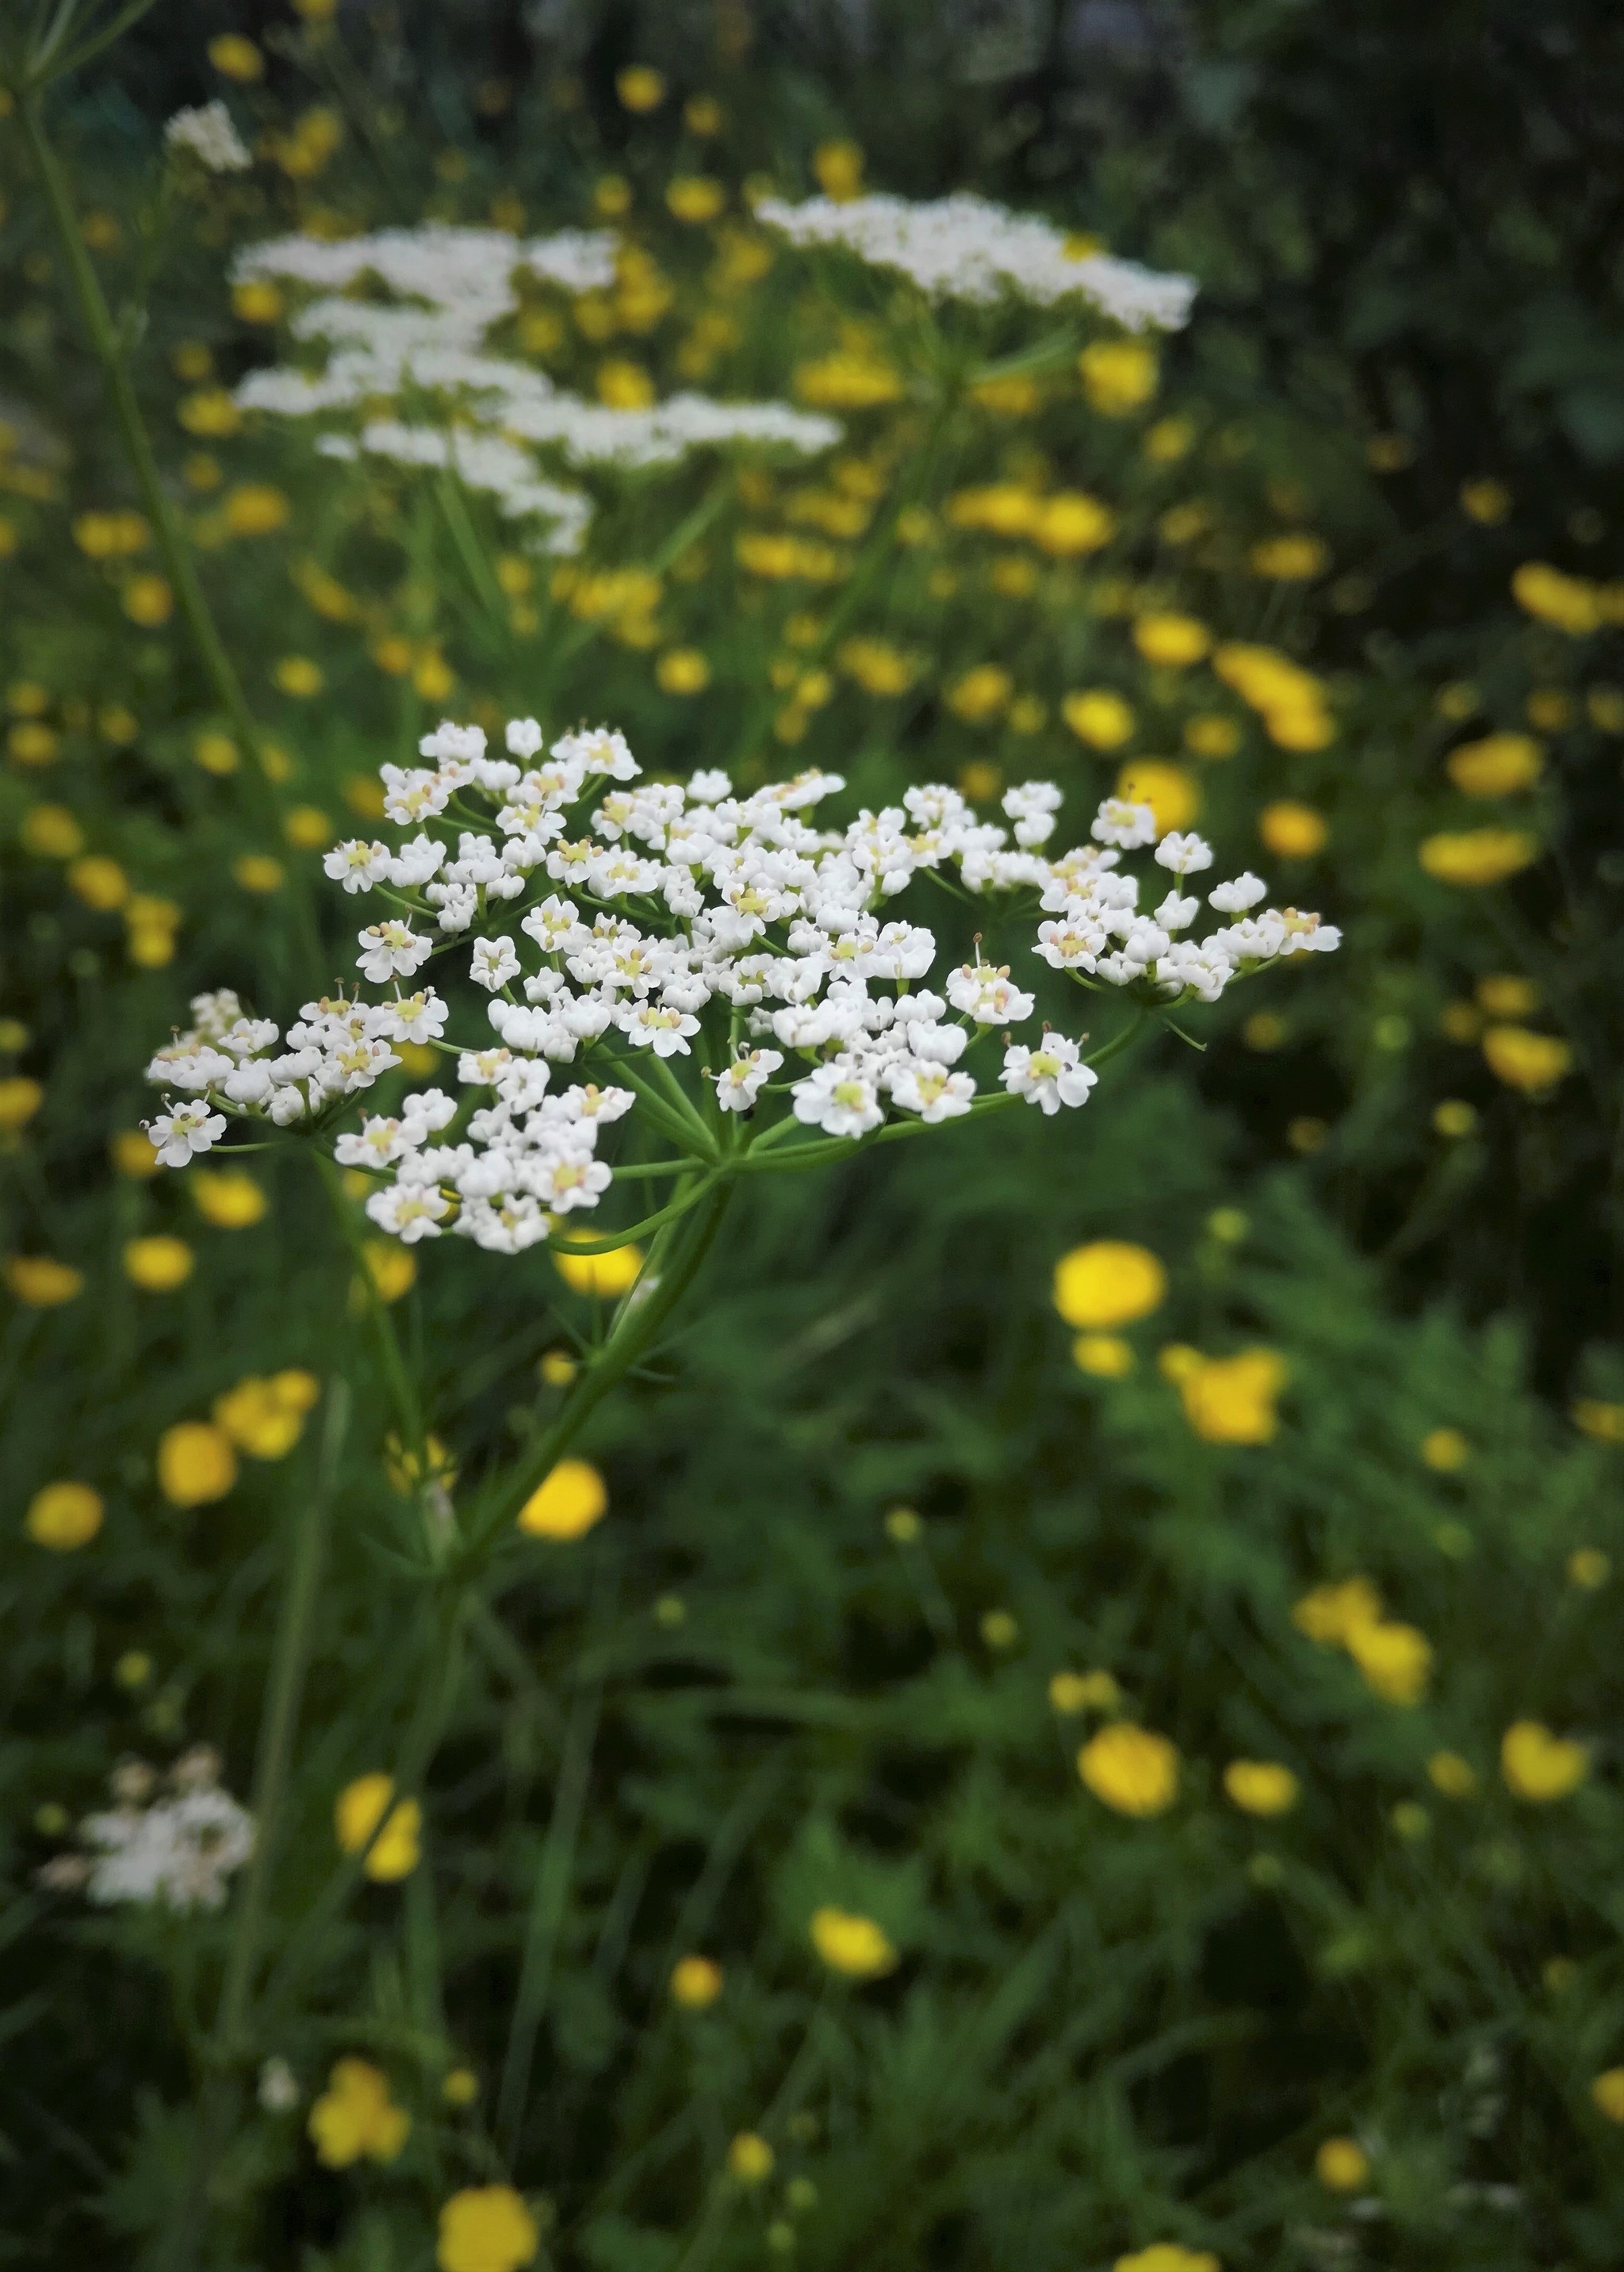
xmin=495 ymin=1546 xmax=615 ymax=2159
xmin=17 ymin=92 xmax=318 ymax=967
xmin=259 ymin=1181 xmax=733 ymax=2033
xmin=170 ymin=1380 xmax=349 ymax=2269
xmin=469 ymin=1177 xmax=733 ymax=1560
xmin=216 ymin=1379 xmax=350 ymax=2056
xmin=316 ymin=1155 xmax=423 ymax=1458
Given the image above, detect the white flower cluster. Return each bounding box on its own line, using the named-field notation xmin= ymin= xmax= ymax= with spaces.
xmin=229 ymin=226 xmax=840 ymax=553
xmin=145 ymin=722 xmax=1337 ymax=1256
xmin=164 ymin=102 xmax=252 ymax=174
xmin=756 ymin=193 xmax=1197 ymax=332
xmin=75 ymin=1752 xmax=254 ymax=1913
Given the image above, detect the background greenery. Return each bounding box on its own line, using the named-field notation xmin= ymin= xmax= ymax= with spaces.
xmin=2 ymin=2 xmax=1623 ymax=2267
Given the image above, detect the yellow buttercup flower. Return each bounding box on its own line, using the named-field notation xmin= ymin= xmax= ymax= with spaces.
xmin=1511 ymin=561 xmax=1599 ymax=635
xmin=438 ymin=2186 xmax=539 ymax=2272
xmin=670 ymin=1955 xmax=724 ymax=2008
xmin=1500 ymin=1721 xmax=1588 ymax=1803
xmin=1316 ymin=2138 xmax=1370 ymax=2190
xmin=224 ymin=484 xmax=291 ymax=537
xmin=25 ymin=1481 xmax=104 ymax=1551
xmin=124 ymin=1235 xmax=193 ymax=1292
xmin=0 ymin=1076 xmax=44 ymax=1130
xmin=1115 ymin=761 xmax=1198 ymax=836
xmin=1446 ymin=732 xmax=1543 ymax=797
xmin=1114 ymin=2251 xmax=1219 ymax=2272
xmin=793 ymin=352 xmax=906 ymax=409
xmin=1178 ymin=1348 xmax=1287 ymax=1445
xmin=810 ymin=1906 xmax=897 ymax=1978
xmin=68 ymin=856 xmax=128 ymax=910
xmin=190 ymin=1169 xmax=268 ymax=1228
xmin=1032 ymin=491 xmax=1116 ymax=556
xmin=1078 ymin=339 xmax=1158 ymax=415
xmin=1420 ymin=1427 xmax=1469 ymax=1471
xmin=517 ymin=1458 xmax=607 ymax=1541
xmin=1074 ymin=1332 xmax=1135 ymax=1377
xmin=208 ymin=33 xmax=263 ymax=79
xmin=946 ymin=665 xmax=1013 ymax=722
xmin=1292 ymin=1577 xmax=1381 ymax=1646
xmin=1591 ymin=2070 xmax=1624 ymax=2124
xmin=213 ymin=1372 xmax=319 ymax=1460
xmin=1258 ymin=802 xmax=1327 ymax=858
xmin=157 ymin=1421 xmax=238 ymax=1508
xmin=813 ymin=140 xmax=864 ymax=201
xmin=667 ymin=176 xmax=726 ymax=224
xmin=1418 ymin=829 xmax=1538 ymax=887
xmin=1345 ymin=1619 xmax=1431 ymax=1705
xmin=21 ymin=803 xmax=83 ymax=858
xmin=362 ymin=1238 xmax=417 ymax=1303
xmin=1480 ymin=1025 xmax=1571 ymax=1094
xmin=1078 ymin=1723 xmax=1180 ymax=1817
xmin=615 ymin=63 xmax=665 ymax=111
xmin=122 ymin=574 xmax=173 ymax=627
xmin=335 ymin=1773 xmax=423 ymax=1879
xmin=947 ymin=484 xmax=1042 ymax=537
xmin=308 ymin=2058 xmax=411 ymax=2167
xmin=5 ymin=1255 xmax=84 ymax=1306
xmin=1427 ymin=1751 xmax=1478 ymax=1798
xmin=1049 ymin=1669 xmax=1121 ymax=1715
xmin=553 ymin=1243 xmax=643 ymax=1298
xmin=1063 ymin=689 xmax=1136 ymax=749
xmin=1053 ymin=1241 xmax=1166 ymax=1329
xmin=1249 ymin=533 xmax=1329 ymax=580
xmin=657 ymin=649 xmax=711 ymax=695
xmin=597 ymin=358 xmax=657 ymax=410
xmin=728 ymin=2132 xmax=774 ymax=2183
xmin=111 ymin=1129 xmax=162 ymax=1178
xmin=1132 ymin=612 xmax=1210 ymax=667
xmin=1223 ymin=1760 xmax=1300 ymax=1816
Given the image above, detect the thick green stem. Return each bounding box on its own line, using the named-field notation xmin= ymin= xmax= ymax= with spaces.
xmin=17 ymin=93 xmax=318 ymax=967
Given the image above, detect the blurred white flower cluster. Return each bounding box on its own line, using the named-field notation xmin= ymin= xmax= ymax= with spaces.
xmin=145 ymin=722 xmax=1336 ymax=1256
xmin=228 ymin=225 xmax=840 ymax=553
xmin=164 ymin=102 xmax=251 ymax=174
xmin=755 ymin=192 xmax=1197 ymax=331
xmin=43 ymin=1750 xmax=255 ymax=1914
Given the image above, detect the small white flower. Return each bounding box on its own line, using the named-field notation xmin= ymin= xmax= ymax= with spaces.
xmin=1001 ymin=1034 xmax=1098 ymax=1115
xmin=1208 ymin=872 xmax=1268 ymax=914
xmin=469 ymin=936 xmax=521 ymax=991
xmin=357 ymin=919 xmax=433 ymax=983
xmin=887 ymin=1059 xmax=976 ymax=1121
xmin=259 ymin=2058 xmax=300 ymax=2113
xmin=1154 ymin=890 xmax=1199 ymax=932
xmin=324 ymin=839 xmax=391 ymax=894
xmin=712 ymin=1048 xmax=783 ymax=1111
xmin=945 ymin=960 xmax=1035 ymax=1025
xmin=1154 ymin=830 xmax=1214 ymax=875
xmin=791 ymin=1060 xmax=885 ymax=1137
xmin=376 ymin=990 xmax=446 ymax=1044
xmin=537 ymin=1151 xmax=613 ymax=1212
xmin=145 ymin=1099 xmax=227 ymax=1167
xmin=366 ymin=1181 xmax=451 ymax=1243
xmin=1091 ymin=799 xmax=1158 ymax=851
xmin=619 ymin=1002 xmax=700 ymax=1056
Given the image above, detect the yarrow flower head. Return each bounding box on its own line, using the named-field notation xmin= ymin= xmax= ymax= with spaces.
xmin=68 ymin=1749 xmax=254 ymax=1912
xmin=144 ymin=718 xmax=1335 ymax=1258
xmin=165 ymin=102 xmax=252 ymax=174
xmin=756 ymin=192 xmax=1197 ymax=332
xmin=228 ymin=225 xmax=841 ymax=554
